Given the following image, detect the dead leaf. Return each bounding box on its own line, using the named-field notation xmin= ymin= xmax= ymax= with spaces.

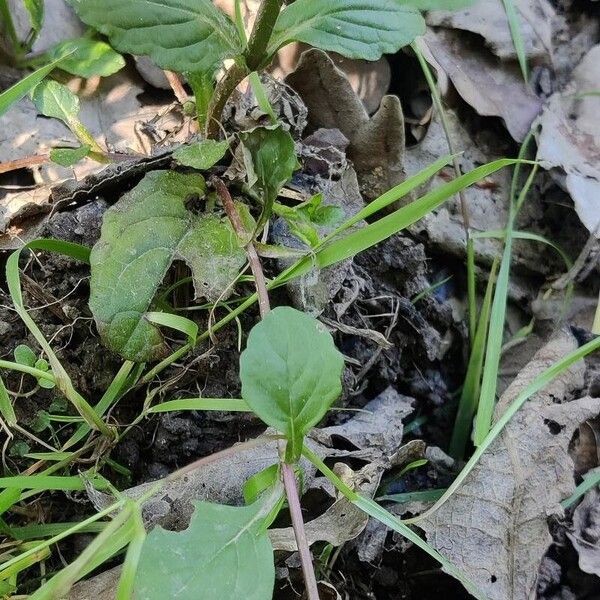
xmin=286 ymin=49 xmax=405 ymax=202
xmin=420 ymin=330 xmax=600 ymax=600
xmin=535 ymin=44 xmax=600 ymax=237
xmin=566 ymin=469 xmax=600 ymax=577
xmin=427 ymin=0 xmax=557 ymax=62
xmin=422 ymin=28 xmax=542 ymax=141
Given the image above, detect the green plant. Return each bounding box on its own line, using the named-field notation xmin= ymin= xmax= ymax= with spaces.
xmin=67 ymin=0 xmax=466 ymax=137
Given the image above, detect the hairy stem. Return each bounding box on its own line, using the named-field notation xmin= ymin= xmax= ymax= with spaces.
xmin=212 ymin=176 xmax=320 ymax=599
xmin=205 ymin=62 xmax=249 ymax=139
xmin=205 ymin=0 xmax=282 ymax=138
xmin=245 ymin=0 xmax=283 ymax=71
xmin=211 ymin=176 xmax=270 ymax=317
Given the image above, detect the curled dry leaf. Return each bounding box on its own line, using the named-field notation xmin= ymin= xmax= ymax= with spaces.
xmin=286 ymin=49 xmax=406 ymax=202
xmin=422 ymin=28 xmax=542 ymax=142
xmin=427 ymin=0 xmax=557 ymax=63
xmin=535 ymin=44 xmax=600 ymax=237
xmin=420 ymin=330 xmax=600 ymax=600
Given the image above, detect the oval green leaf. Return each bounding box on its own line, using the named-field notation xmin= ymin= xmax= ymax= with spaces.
xmin=268 ymin=0 xmax=425 ymax=60
xmin=90 ymin=171 xmax=249 ymax=362
xmin=240 ymin=306 xmax=344 ymax=461
xmin=172 ymin=139 xmax=229 ymax=170
xmin=67 ymin=0 xmax=243 ymax=73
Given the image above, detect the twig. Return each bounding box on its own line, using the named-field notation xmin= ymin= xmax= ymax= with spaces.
xmin=164 ymin=70 xmax=188 ymax=105
xmin=0 ymin=154 xmax=50 ymax=174
xmin=211 ymin=175 xmax=320 ymax=600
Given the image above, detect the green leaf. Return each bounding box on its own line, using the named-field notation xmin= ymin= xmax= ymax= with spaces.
xmin=0 ymin=54 xmax=70 ymax=117
xmin=90 ymin=170 xmax=250 ymax=362
xmin=31 ymin=410 xmax=50 ymax=432
xmin=47 ymin=37 xmax=125 ymax=78
xmin=67 ymin=0 xmax=243 ymax=73
xmin=50 ymin=145 xmax=91 ymax=167
xmin=240 ymin=306 xmax=344 ymax=461
xmin=14 ymin=344 xmax=37 ymax=367
xmin=23 ymin=0 xmax=44 ymax=42
xmin=173 ymin=140 xmax=229 ymax=170
xmin=32 ymin=79 xmax=80 ymax=125
xmin=240 ymin=126 xmax=298 ymax=225
xmin=135 ymin=496 xmax=277 ymax=600
xmin=268 ymin=0 xmax=426 ymax=60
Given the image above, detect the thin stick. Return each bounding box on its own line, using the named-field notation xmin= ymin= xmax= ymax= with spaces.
xmin=0 ymin=154 xmax=49 ymax=174
xmin=164 ymin=70 xmax=188 ymax=105
xmin=211 ymin=175 xmax=320 ymax=600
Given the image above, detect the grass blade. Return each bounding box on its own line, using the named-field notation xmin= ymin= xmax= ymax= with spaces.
xmin=473 ymin=164 xmax=539 ymax=445
xmin=500 ymin=0 xmax=528 ymax=81
xmin=0 ymin=53 xmax=74 ymax=117
xmin=302 ymin=446 xmax=488 ymax=600
xmin=0 ymin=376 xmax=16 ymax=428
xmin=450 ymin=258 xmax=499 ymax=460
xmin=148 ymin=398 xmax=251 ymax=413
xmin=562 ymin=470 xmax=600 ymax=509
xmin=407 ymin=333 xmax=600 ymax=524
xmin=0 ymin=474 xmax=107 ymax=491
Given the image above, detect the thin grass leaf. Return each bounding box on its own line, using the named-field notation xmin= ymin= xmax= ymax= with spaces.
xmin=467 ymin=237 xmax=477 ymax=343
xmin=65 ymin=361 xmax=134 ymax=449
xmin=378 ymin=489 xmax=446 ymax=503
xmin=0 ymin=53 xmax=74 ymax=117
xmin=562 ymin=470 xmax=600 ymax=509
xmin=24 ymin=452 xmax=75 ymax=461
xmin=0 ymin=545 xmax=50 ymax=582
xmin=249 ymin=72 xmax=277 ymax=124
xmin=10 ymin=522 xmax=105 ymax=541
xmin=29 ymin=505 xmax=136 ymax=600
xmin=146 ymin=312 xmax=198 ymax=344
xmin=473 ymin=164 xmax=539 ymax=445
xmin=0 ymin=474 xmax=107 ymax=491
xmin=407 ymin=333 xmax=600 ymax=524
xmin=0 ymin=0 xmax=20 ymax=55
xmin=324 ymin=153 xmax=456 ymax=243
xmin=148 ymin=398 xmax=251 ymax=413
xmin=302 ymin=446 xmax=487 ymax=600
xmin=0 ymin=376 xmax=16 ymax=428
xmin=115 ymin=504 xmax=146 ymax=600
xmin=500 ymin=0 xmax=528 ymax=81
xmin=6 ymin=242 xmax=108 ymax=435
xmin=450 ymin=259 xmax=499 ymax=460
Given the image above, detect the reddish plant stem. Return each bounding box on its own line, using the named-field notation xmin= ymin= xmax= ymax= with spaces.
xmin=281 ymin=462 xmax=321 ymax=599
xmin=211 ymin=176 xmax=270 ymax=318
xmin=211 ymin=175 xmax=320 ymax=600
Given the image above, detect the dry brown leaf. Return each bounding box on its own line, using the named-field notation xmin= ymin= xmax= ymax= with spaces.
xmin=286 ymin=49 xmax=405 ymax=202
xmin=535 ymin=44 xmax=600 ymax=237
xmin=566 ymin=469 xmax=600 ymax=577
xmin=422 ymin=28 xmax=542 ymax=141
xmin=420 ymin=330 xmax=600 ymax=600
xmin=427 ymin=0 xmax=557 ymax=62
